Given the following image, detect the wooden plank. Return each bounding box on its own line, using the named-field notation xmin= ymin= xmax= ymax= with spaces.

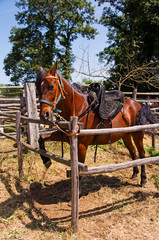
xmin=0 ymin=92 xmax=21 ymax=96
xmin=136 ymin=92 xmax=159 ymax=95
xmin=24 ymin=82 xmax=39 ymax=148
xmin=0 ymin=86 xmax=23 ymax=89
xmin=79 ymin=123 xmax=159 ymax=136
xmin=21 ymin=141 xmax=71 ymax=166
xmin=0 ymin=149 xmax=17 ymax=153
xmin=79 ymin=156 xmax=159 ymax=176
xmin=0 ymin=97 xmax=22 ymax=101
xmin=21 ymin=116 xmax=41 ymax=124
xmin=136 ymin=99 xmax=159 ymax=103
xmin=0 ymin=124 xmax=16 ymax=127
xmin=21 ymin=139 xmax=87 ymax=170
xmin=0 ymin=112 xmax=16 ymax=119
xmin=21 ymin=116 xmax=84 ymax=129
xmin=123 ymin=92 xmax=159 ymax=96
xmin=70 ymin=116 xmax=79 ymax=232
xmin=16 ymin=112 xmax=23 ymax=177
xmin=0 ymin=103 xmax=21 ymax=107
xmin=0 ymin=131 xmax=17 ymax=141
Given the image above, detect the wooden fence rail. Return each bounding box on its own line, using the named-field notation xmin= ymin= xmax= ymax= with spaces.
xmin=79 ymin=123 xmax=159 ymax=135
xmin=80 ymin=156 xmax=159 ymax=175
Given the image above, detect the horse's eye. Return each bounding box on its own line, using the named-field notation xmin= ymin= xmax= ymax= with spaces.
xmin=50 ymin=85 xmax=54 ymax=90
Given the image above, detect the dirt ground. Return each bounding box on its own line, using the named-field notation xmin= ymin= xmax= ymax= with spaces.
xmin=0 ymin=134 xmax=159 ymax=240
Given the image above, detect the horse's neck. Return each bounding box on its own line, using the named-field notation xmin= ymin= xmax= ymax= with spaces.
xmin=58 ymin=78 xmax=88 ymax=120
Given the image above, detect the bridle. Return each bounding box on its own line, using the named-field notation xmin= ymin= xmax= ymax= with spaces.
xmin=39 ymin=72 xmax=79 ymax=136
xmin=40 ymin=73 xmax=66 ymax=113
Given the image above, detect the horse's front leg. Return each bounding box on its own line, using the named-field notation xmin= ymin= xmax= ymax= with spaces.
xmin=39 ymin=134 xmax=52 ymax=168
xmin=38 ymin=134 xmax=52 ymax=180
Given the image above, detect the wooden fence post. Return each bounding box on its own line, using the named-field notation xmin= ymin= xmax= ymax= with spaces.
xmin=16 ymin=111 xmax=23 ymax=177
xmin=70 ymin=116 xmax=79 ymax=232
xmin=132 ymin=88 xmax=137 ymax=100
xmin=24 ymin=82 xmax=39 ymax=148
xmin=152 ymin=134 xmax=156 ymax=149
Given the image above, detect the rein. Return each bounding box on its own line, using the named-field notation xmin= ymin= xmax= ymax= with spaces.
xmin=78 ymin=99 xmax=97 ymax=120
xmin=55 ymin=123 xmax=79 ymax=137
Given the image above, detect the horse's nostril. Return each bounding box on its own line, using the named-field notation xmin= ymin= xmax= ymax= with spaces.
xmin=44 ymin=111 xmax=49 ymax=119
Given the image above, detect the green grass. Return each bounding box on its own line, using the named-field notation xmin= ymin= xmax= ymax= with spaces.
xmin=146 ymin=145 xmax=159 ymax=157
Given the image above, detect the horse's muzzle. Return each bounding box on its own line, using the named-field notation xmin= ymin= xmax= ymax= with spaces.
xmin=40 ymin=108 xmax=56 ymax=123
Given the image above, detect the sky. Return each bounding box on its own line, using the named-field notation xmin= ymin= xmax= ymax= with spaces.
xmin=0 ymin=0 xmax=107 ymax=85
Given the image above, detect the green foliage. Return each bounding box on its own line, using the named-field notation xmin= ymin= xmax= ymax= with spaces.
xmin=82 ymin=77 xmax=103 ymax=84
xmin=150 ymin=174 xmax=159 ymax=189
xmin=4 ymin=0 xmax=97 ymax=84
xmin=119 ymin=201 xmax=128 ymax=212
xmin=146 ymin=145 xmax=159 ymax=157
xmin=146 ymin=146 xmax=159 ymax=190
xmin=118 ymin=139 xmax=125 ymax=146
xmin=82 ymin=77 xmax=94 ymax=84
xmin=97 ymin=0 xmax=159 ymax=91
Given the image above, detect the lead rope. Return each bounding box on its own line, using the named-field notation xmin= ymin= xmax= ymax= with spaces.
xmin=55 ymin=123 xmax=79 ymax=136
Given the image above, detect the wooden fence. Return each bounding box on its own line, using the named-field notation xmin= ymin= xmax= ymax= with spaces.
xmin=0 ymin=84 xmax=159 ymax=231
xmin=0 ymin=84 xmax=159 ymax=146
xmin=0 ymin=109 xmax=159 ymax=231
xmin=0 ymin=83 xmax=39 ymax=148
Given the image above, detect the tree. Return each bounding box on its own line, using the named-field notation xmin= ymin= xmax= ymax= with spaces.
xmin=97 ymin=0 xmax=159 ymax=91
xmin=4 ymin=0 xmax=97 ymax=84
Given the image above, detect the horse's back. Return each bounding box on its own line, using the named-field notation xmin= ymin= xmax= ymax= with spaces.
xmin=113 ymin=97 xmax=141 ymax=127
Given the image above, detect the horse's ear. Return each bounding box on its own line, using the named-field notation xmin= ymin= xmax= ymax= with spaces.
xmin=39 ymin=66 xmax=44 ymax=72
xmin=50 ymin=62 xmax=58 ymax=75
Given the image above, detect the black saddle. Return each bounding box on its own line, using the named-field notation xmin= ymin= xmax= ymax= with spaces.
xmin=87 ymin=83 xmax=124 ymax=120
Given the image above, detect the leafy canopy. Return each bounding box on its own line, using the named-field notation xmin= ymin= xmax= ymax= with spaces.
xmin=97 ymin=0 xmax=159 ymax=91
xmin=4 ymin=0 xmax=97 ymax=84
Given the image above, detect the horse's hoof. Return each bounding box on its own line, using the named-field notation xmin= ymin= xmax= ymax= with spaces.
xmin=140 ymin=179 xmax=147 ymax=186
xmin=131 ymin=173 xmax=138 ymax=179
xmin=45 ymin=160 xmax=52 ymax=169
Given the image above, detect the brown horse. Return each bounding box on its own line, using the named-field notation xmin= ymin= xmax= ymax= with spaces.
xmin=36 ymin=63 xmax=156 ymax=185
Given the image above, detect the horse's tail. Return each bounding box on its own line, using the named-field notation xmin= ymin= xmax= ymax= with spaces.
xmin=136 ymin=104 xmax=157 ymax=125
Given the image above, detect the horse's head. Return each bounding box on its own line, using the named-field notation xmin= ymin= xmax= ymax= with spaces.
xmin=36 ymin=63 xmax=65 ymax=122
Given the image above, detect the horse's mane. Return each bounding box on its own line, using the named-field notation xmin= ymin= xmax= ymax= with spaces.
xmin=36 ymin=67 xmax=48 ymax=90
xmin=71 ymin=82 xmax=83 ymax=94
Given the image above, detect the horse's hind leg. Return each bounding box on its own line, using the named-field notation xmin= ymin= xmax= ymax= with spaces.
xmin=122 ymin=134 xmax=139 ymax=178
xmin=132 ymin=131 xmax=146 ymax=185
